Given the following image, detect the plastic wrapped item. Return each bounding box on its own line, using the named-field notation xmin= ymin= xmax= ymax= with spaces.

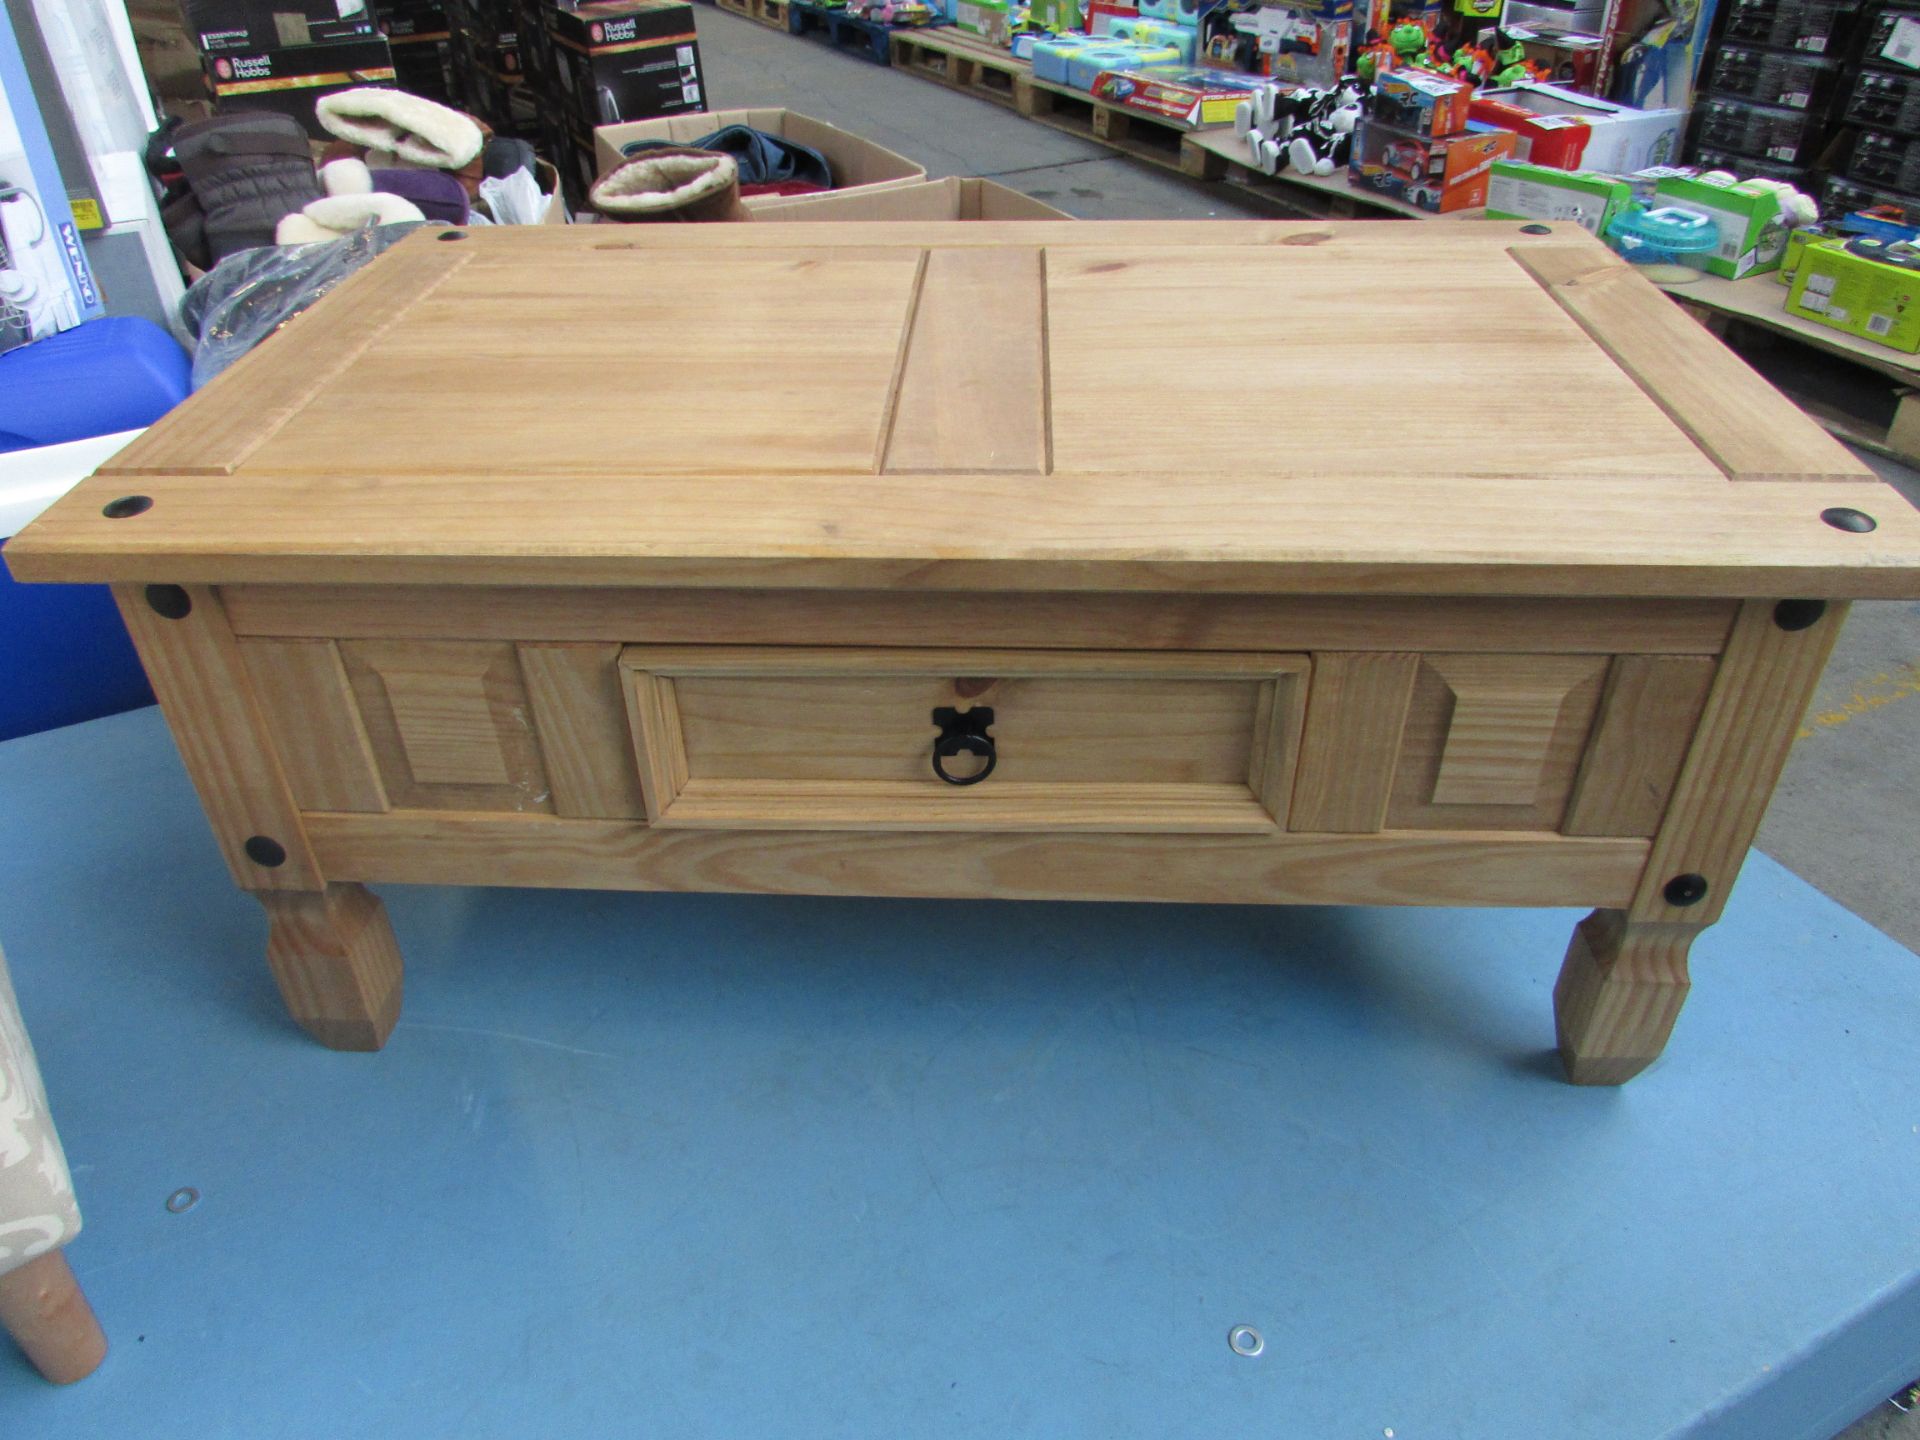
xmin=179 ymin=221 xmax=423 ymax=389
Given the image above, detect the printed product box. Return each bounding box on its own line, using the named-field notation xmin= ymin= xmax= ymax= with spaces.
xmin=1372 ymin=69 xmax=1469 ymax=137
xmin=1862 ymin=7 xmax=1920 ymax=66
xmin=1785 ymin=239 xmax=1920 ymax=352
xmin=1652 ymin=171 xmax=1794 ymax=279
xmin=537 ymin=1 xmax=704 ymax=128
xmin=1347 ymin=119 xmax=1516 ymax=212
xmin=1686 ymin=147 xmax=1809 ymax=187
xmin=1028 ymin=0 xmax=1086 ymax=28
xmin=1720 ymin=0 xmax=1853 ymax=55
xmin=202 ymin=35 xmax=396 ymax=135
xmin=1847 ymin=131 xmax=1920 ymax=197
xmin=1102 ymin=16 xmax=1199 ymax=61
xmin=1690 ymin=95 xmax=1828 ymax=168
xmin=1139 ymin=0 xmax=1213 ymax=21
xmin=1777 ymin=228 xmax=1843 ymax=286
xmin=1485 ymin=160 xmax=1629 ymax=236
xmin=1705 ymin=46 xmax=1840 ymax=114
xmin=1821 ymin=175 xmax=1920 ymax=228
xmin=955 ymin=0 xmax=1013 ymax=42
xmin=1201 ymin=3 xmax=1349 ymax=88
xmin=184 ymin=0 xmax=375 ymax=53
xmin=1090 ymin=65 xmax=1264 ymax=126
xmin=1065 ymin=41 xmax=1181 ymax=90
xmin=1472 ymin=82 xmax=1682 ymax=173
xmin=1032 ymin=33 xmax=1096 ymax=83
xmin=1468 ymin=96 xmax=1592 ymax=168
xmin=1847 ymin=69 xmax=1920 ymax=136
xmin=593 ymin=107 xmax=927 ymax=208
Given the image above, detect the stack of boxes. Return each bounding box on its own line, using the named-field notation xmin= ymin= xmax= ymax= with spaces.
xmin=1684 ymin=0 xmax=1858 ymax=187
xmin=1349 ymin=67 xmax=1514 ymax=211
xmin=183 ymin=1 xmax=396 ymax=134
xmin=374 ymin=1 xmax=456 ymax=105
xmin=446 ymin=0 xmax=535 ymax=138
xmin=1829 ymin=6 xmax=1920 ymax=221
xmin=517 ymin=1 xmax=708 ymax=204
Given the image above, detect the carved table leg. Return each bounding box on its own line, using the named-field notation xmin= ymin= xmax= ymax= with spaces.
xmin=1554 ymin=910 xmax=1698 ymax=1085
xmin=260 ymin=884 xmax=404 ymax=1051
xmin=1553 ymin=598 xmax=1846 ymax=1085
xmin=0 ymin=1250 xmax=107 ymax=1384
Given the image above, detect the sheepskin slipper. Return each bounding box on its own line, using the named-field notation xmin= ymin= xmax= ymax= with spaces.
xmin=276 ymin=191 xmax=426 ymax=244
xmin=320 ymin=157 xmax=373 ymax=196
xmin=589 ymin=149 xmax=750 ymax=224
xmin=315 ymin=88 xmax=484 ymax=170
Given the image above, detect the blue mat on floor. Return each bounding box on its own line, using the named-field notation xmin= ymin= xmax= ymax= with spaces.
xmin=0 ymin=707 xmax=1916 ymax=1440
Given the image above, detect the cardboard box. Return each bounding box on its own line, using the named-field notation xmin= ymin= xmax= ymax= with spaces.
xmin=1652 ymin=172 xmax=1793 ymax=279
xmin=184 ymin=0 xmax=376 ymax=53
xmin=1348 ymin=119 xmax=1516 ymax=212
xmin=1847 ymin=68 xmax=1920 ymax=137
xmin=1201 ymin=5 xmax=1349 ymax=88
xmin=753 ymin=177 xmax=1074 ymax=220
xmin=1721 ymin=0 xmax=1853 ymax=56
xmin=1705 ymin=46 xmax=1840 ymax=114
xmin=1485 ymin=160 xmax=1629 ymax=236
xmin=1089 ymin=65 xmax=1264 ymax=127
xmin=202 ymin=36 xmax=396 ymax=135
xmin=1848 ymin=131 xmax=1920 ymax=197
xmin=1691 ymin=95 xmax=1827 ymax=169
xmin=1786 ymin=239 xmax=1920 ymax=352
xmin=1821 ymin=175 xmax=1920 ymax=230
xmin=1372 ymin=70 xmax=1470 ymax=138
xmin=593 ymin=108 xmax=927 ymax=209
xmin=1066 ymin=42 xmax=1182 ymax=90
xmin=534 ymin=1 xmax=704 ymax=128
xmin=1468 ymin=96 xmax=1591 ymax=168
xmin=1472 ymin=83 xmax=1683 ymax=174
xmin=954 ymin=0 xmax=1012 ymax=43
xmin=1777 ymin=228 xmax=1843 ymax=286
xmin=1102 ymin=16 xmax=1199 ymax=62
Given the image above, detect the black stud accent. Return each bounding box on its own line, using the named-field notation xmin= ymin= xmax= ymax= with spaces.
xmin=1772 ymin=599 xmax=1827 ymax=631
xmin=1519 ymin=223 xmax=1552 ymax=234
xmin=1821 ymin=506 xmax=1877 ymax=533
xmin=102 ymin=495 xmax=153 ymax=519
xmin=1663 ymin=873 xmax=1709 ymax=907
xmin=244 ymin=835 xmax=288 ymax=868
xmin=144 ymin=584 xmax=193 ymax=619
xmin=438 ymin=229 xmax=466 ymax=241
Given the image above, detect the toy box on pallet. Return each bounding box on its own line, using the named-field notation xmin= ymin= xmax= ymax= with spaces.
xmin=1485 ymin=159 xmax=1629 ymax=235
xmin=1200 ymin=3 xmax=1349 ymax=88
xmin=1370 ymin=69 xmax=1469 ymax=137
xmin=1091 ymin=65 xmax=1264 ymax=126
xmin=1786 ymin=238 xmax=1920 ymax=352
xmin=1347 ymin=117 xmax=1514 ymax=211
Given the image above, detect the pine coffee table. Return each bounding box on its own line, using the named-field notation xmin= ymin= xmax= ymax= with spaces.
xmin=9 ymin=222 xmax=1920 ymax=1084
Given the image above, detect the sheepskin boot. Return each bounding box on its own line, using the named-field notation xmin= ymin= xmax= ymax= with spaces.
xmin=589 ymin=149 xmax=753 ymax=223
xmin=315 ymin=88 xmax=485 ymax=171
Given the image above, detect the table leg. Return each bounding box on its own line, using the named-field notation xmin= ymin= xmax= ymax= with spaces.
xmin=1554 ymin=910 xmax=1697 ymax=1085
xmin=260 ymin=883 xmax=404 ymax=1051
xmin=0 ymin=1249 xmax=107 ymax=1384
xmin=1552 ymin=598 xmax=1845 ymax=1084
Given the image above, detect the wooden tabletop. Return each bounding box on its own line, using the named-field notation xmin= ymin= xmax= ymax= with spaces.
xmin=9 ymin=221 xmax=1920 ymax=598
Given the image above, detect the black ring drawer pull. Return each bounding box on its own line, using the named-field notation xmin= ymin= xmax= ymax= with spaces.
xmin=931 ymin=706 xmax=996 ymax=786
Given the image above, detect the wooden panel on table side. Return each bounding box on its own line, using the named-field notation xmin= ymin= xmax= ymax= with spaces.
xmin=237 ymin=249 xmax=928 ymax=481
xmin=101 ymin=241 xmax=472 ymax=477
xmin=1426 ymin=654 xmax=1610 ymax=807
xmin=1044 ymin=245 xmax=1722 ymax=481
xmin=238 ymin=638 xmax=387 ymax=813
xmin=619 ymin=647 xmax=1307 ymax=832
xmin=222 ymin=586 xmax=1740 ymax=656
xmin=1563 ymin=655 xmax=1718 ymax=838
xmin=113 ymin=585 xmax=321 ymax=890
xmin=1289 ymin=652 xmax=1419 ymax=834
xmin=304 ymin=810 xmax=1650 ymax=909
xmin=1629 ymin=599 xmax=1848 ymax=924
xmin=1386 ymin=655 xmax=1608 ymax=832
xmin=518 ymin=643 xmax=646 ymax=819
xmin=879 ymin=247 xmax=1050 ymax=474
xmin=1510 ymin=244 xmax=1870 ymax=484
xmin=342 ymin=640 xmax=553 ymax=813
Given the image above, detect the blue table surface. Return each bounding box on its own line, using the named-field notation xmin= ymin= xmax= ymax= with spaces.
xmin=0 ymin=707 xmax=1915 ymax=1440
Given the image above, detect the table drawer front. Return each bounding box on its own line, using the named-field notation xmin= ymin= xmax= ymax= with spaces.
xmin=618 ymin=647 xmax=1310 ymax=832
xmin=1292 ymin=651 xmax=1718 ymax=836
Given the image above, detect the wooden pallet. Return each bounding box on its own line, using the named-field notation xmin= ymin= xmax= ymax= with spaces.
xmin=715 ymin=0 xmax=789 ymax=27
xmin=1663 ymin=272 xmax=1920 ymax=469
xmin=786 ymin=0 xmax=895 ymax=63
xmin=889 ymin=26 xmax=1033 ymax=108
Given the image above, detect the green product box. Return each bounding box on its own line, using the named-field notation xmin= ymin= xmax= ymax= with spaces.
xmin=1027 ymin=0 xmax=1082 ymax=29
xmin=1485 ymin=161 xmax=1631 ymax=238
xmin=955 ymin=0 xmax=1009 ymax=41
xmin=1785 ymin=241 xmax=1920 ymax=352
xmin=1777 ymin=227 xmax=1840 ymax=286
xmin=1650 ymin=172 xmax=1789 ymax=279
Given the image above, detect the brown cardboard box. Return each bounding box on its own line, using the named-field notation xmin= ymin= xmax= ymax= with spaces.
xmin=752 ymin=176 xmax=1073 ymax=221
xmin=592 ymin=107 xmax=925 ymax=210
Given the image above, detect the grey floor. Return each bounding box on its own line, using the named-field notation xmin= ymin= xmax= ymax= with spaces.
xmin=694 ymin=9 xmax=1920 ymax=1434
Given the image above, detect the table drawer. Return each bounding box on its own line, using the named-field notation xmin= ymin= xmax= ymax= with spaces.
xmin=618 ymin=647 xmax=1310 ymax=832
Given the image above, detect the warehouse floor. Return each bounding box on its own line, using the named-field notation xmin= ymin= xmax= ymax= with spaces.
xmin=685 ymin=8 xmax=1920 ymax=1436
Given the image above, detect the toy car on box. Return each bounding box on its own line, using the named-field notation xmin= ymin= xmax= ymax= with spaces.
xmin=1348 ymin=117 xmax=1517 ymax=212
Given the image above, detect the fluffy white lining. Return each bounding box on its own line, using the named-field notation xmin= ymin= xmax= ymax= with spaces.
xmin=589 ymin=153 xmax=736 ymax=214
xmin=320 ymin=157 xmax=373 ymax=196
xmin=315 ymin=88 xmax=484 ymax=170
xmin=278 ymin=192 xmax=426 ymax=242
xmin=275 ymin=213 xmax=335 ymax=245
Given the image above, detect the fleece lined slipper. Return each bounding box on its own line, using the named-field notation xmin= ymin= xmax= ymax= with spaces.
xmin=589 ymin=149 xmax=750 ymax=224
xmin=276 ymin=192 xmax=426 ymax=244
xmin=315 ymin=88 xmax=485 ymax=170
